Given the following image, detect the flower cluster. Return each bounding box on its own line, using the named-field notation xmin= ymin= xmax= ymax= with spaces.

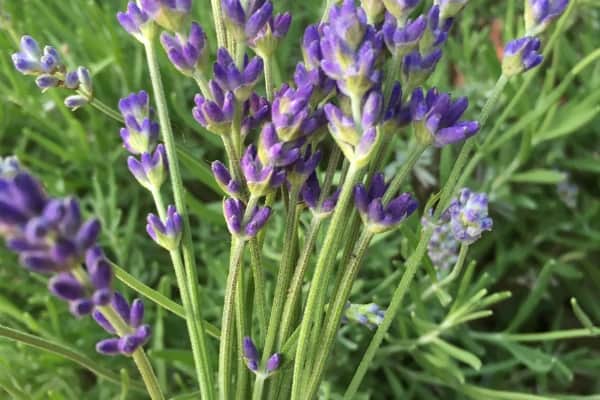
xmin=11 ymin=36 xmax=93 ymax=110
xmin=525 ymin=0 xmax=569 ymax=34
xmin=342 ymin=302 xmax=385 ymax=330
xmin=0 ymin=157 xmax=150 ymax=356
xmin=242 ymin=336 xmax=281 ymax=377
xmin=354 ymin=172 xmax=418 ymax=233
xmin=118 ymin=0 xmax=193 ymax=42
xmin=421 ymin=210 xmax=459 ymax=270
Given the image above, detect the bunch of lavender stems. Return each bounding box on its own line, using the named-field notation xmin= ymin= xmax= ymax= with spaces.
xmin=4 ymin=0 xmax=582 ymax=399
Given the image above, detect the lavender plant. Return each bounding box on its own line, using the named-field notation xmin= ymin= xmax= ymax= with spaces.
xmin=2 ymin=0 xmax=599 ymax=399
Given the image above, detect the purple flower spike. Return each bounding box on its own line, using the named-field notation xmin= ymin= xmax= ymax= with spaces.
xmin=212 ymin=161 xmax=241 ymax=196
xmin=526 ymin=0 xmax=569 ymax=33
xmin=383 ymin=14 xmax=426 ymax=57
xmin=223 ymin=198 xmax=271 ymax=238
xmin=272 ymin=84 xmax=314 ymax=142
xmin=258 ymin=123 xmax=302 ymax=168
xmin=213 ymin=48 xmax=263 ymax=101
xmin=382 ymin=0 xmax=420 ymax=22
xmin=266 ymin=353 xmax=281 ymax=374
xmin=422 ymin=210 xmax=459 ymax=270
xmin=301 ymin=173 xmax=339 ymax=217
xmin=119 ymin=91 xmax=159 ymax=154
xmin=249 ymin=12 xmax=292 ymax=56
xmin=193 ymin=81 xmax=236 ymax=135
xmin=410 ymin=87 xmax=479 ymax=147
xmin=241 ymin=145 xmax=286 ymax=196
xmin=146 ymin=205 xmax=183 ymax=251
xmin=160 ymin=22 xmax=207 ymax=76
xmin=354 ymin=173 xmax=418 ymax=232
xmin=503 ymin=37 xmax=543 ymax=76
xmin=117 ymin=2 xmax=153 ymax=42
xmin=127 ymin=144 xmax=168 ymax=191
xmin=447 ymin=188 xmax=493 ymax=244
xmin=141 ymin=0 xmax=192 ymax=31
xmin=243 ymin=336 xmax=260 ymax=372
xmin=222 ymin=0 xmax=274 ymax=43
xmin=420 ymin=5 xmax=453 ymax=51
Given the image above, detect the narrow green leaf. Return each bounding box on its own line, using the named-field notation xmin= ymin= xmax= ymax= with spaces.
xmin=431 ymin=338 xmax=482 ymax=370
xmin=571 ymin=298 xmax=598 ymax=333
xmin=509 ymin=169 xmax=566 ymax=185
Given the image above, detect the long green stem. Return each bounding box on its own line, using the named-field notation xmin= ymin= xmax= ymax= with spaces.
xmin=89 ymin=97 xmax=123 ymax=123
xmin=291 ymin=164 xmax=362 ymax=400
xmin=210 ymin=0 xmax=227 ymax=48
xmin=264 ymin=57 xmax=274 ymax=101
xmin=99 ymin=306 xmax=165 ymax=400
xmin=249 ymin=239 xmax=268 ymax=342
xmin=472 ymin=328 xmax=600 ymax=343
xmin=143 ymin=38 xmax=214 ymax=400
xmin=0 ymin=324 xmax=146 ymax=393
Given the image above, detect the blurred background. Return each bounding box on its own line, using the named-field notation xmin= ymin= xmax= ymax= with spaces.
xmin=0 ymin=0 xmax=599 ymax=398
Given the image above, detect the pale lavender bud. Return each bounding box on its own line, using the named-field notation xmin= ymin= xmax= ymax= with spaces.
xmin=146 ymin=205 xmax=183 ymax=251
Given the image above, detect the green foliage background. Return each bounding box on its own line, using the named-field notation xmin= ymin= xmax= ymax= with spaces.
xmin=0 ymin=0 xmax=599 ymax=398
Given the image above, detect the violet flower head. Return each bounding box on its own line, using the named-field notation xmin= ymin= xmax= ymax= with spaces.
xmin=320 ymin=0 xmax=383 ymax=98
xmin=160 ymin=22 xmax=207 ymax=76
xmin=117 ymin=2 xmax=153 ymax=42
xmin=421 ymin=210 xmax=459 ymax=270
xmin=243 ymin=336 xmax=260 ymax=372
xmin=324 ymin=90 xmax=383 ymax=166
xmin=447 ymin=188 xmax=493 ymax=244
xmin=402 ymin=49 xmax=443 ymax=88
xmin=266 ymin=353 xmax=281 ymax=374
xmin=95 ymin=294 xmax=152 ymax=356
xmin=301 ymin=173 xmax=339 ymax=218
xmin=502 ymin=37 xmax=543 ymax=76
xmin=382 ymin=0 xmax=420 ymax=22
xmin=420 ymin=5 xmax=453 ymax=51
xmin=409 ymin=87 xmax=479 ymax=147
xmin=223 ymin=198 xmax=271 ymax=238
xmin=383 ymin=14 xmax=426 ymax=57
xmin=249 ymin=12 xmax=292 ymax=56
xmin=140 ymin=0 xmax=192 ymax=31
xmin=241 ymin=145 xmax=286 ymax=196
xmin=241 ymin=93 xmax=270 ymax=136
xmin=146 ymin=205 xmax=183 ymax=251
xmin=212 ymin=161 xmax=241 ymax=196
xmin=272 ymin=84 xmax=314 ymax=142
xmin=525 ymin=0 xmax=569 ymax=33
xmin=12 ymin=36 xmax=65 ymax=76
xmin=193 ymin=81 xmax=236 ymax=135
xmin=258 ymin=123 xmax=302 ymax=168
xmin=289 ymin=147 xmax=322 ymax=182
xmin=296 ymin=24 xmax=336 ymax=101
xmin=382 ymin=82 xmax=412 ymax=133
xmin=213 ymin=48 xmax=263 ymax=101
xmin=127 ymin=144 xmax=168 ymax=191
xmin=343 ymin=302 xmax=385 ymax=330
xmin=119 ymin=91 xmax=159 ymax=154
xmin=354 ymin=172 xmax=418 ymax=233
xmin=222 ymin=0 xmax=273 ymax=42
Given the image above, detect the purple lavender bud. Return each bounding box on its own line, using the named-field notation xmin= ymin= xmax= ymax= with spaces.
xmin=118 ymin=333 xmax=143 ymax=355
xmin=141 ymin=0 xmax=192 ymax=31
xmin=213 ymin=48 xmax=263 ymax=101
xmin=222 ymin=0 xmax=274 ymax=43
xmin=447 ymin=188 xmax=493 ymax=244
xmin=146 ymin=205 xmax=183 ymax=251
xmin=11 ymin=36 xmax=44 ymax=75
xmin=77 ymin=67 xmax=93 ymax=95
xmin=266 ymin=353 xmax=281 ymax=374
xmin=62 ymin=71 xmax=80 ymax=90
xmin=402 ymin=49 xmax=442 ymax=88
xmin=383 ymin=14 xmax=426 ymax=56
xmin=93 ymin=310 xmax=116 ymax=334
xmin=271 ymin=84 xmax=313 ymax=141
xmin=129 ymin=299 xmax=145 ymax=328
xmin=382 ymin=0 xmax=420 ymax=22
xmin=245 ymin=206 xmax=271 ymax=237
xmin=354 ymin=173 xmax=417 ymax=232
xmin=160 ymin=22 xmax=207 ymax=76
xmin=435 ymin=0 xmax=469 ymax=20
xmin=258 ymin=123 xmax=302 ymax=168
xmin=88 ymin=257 xmax=112 ymax=291
xmin=117 ymin=2 xmax=153 ymax=42
xmin=76 ymin=219 xmax=101 ymax=250
xmin=96 ymin=338 xmax=121 ymax=355
xmin=422 ymin=211 xmax=459 ymax=269
xmin=301 ymin=173 xmax=339 ymax=217
xmin=361 ymin=90 xmax=383 ymax=128
xmin=249 ymin=12 xmax=292 ymax=56
xmin=127 ymin=144 xmax=168 ymax=191
xmin=245 ymin=1 xmax=273 ymax=40
xmin=193 ymin=82 xmax=236 ymax=135
xmin=112 ymin=292 xmax=131 ymax=324
xmin=241 ymin=145 xmax=285 ymax=196
xmin=243 ymin=336 xmax=259 ymax=364
xmin=119 ymin=91 xmax=159 ymax=154
xmin=223 ymin=198 xmax=243 ymax=235
xmin=420 ymin=5 xmax=453 ymax=51
xmin=290 ymin=147 xmax=322 ymax=185
xmin=502 ymin=37 xmax=543 ymax=76
xmin=69 ymin=298 xmax=94 ymax=317
xmin=93 ymin=288 xmax=113 ymax=306
xmin=525 ymin=0 xmax=569 ymax=33
xmin=382 ymin=82 xmax=412 ymax=132
xmin=64 ymin=95 xmax=89 ymax=111
xmin=35 ymin=74 xmax=59 ymax=91
xmin=212 ymin=161 xmax=241 ymax=196
xmin=410 ymin=87 xmax=479 ymax=147
xmin=48 ymin=273 xmax=85 ymax=301
xmin=40 ymin=46 xmax=62 ymax=74
xmin=241 ymin=93 xmax=270 ymax=136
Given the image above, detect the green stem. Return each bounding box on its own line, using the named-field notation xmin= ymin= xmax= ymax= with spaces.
xmin=235 ymin=259 xmax=250 ymax=400
xmin=89 ymin=97 xmax=123 ymax=123
xmin=192 ymin=70 xmax=211 ymax=98
xmin=291 ymin=164 xmax=363 ymax=400
xmin=472 ymin=328 xmax=600 ymax=343
xmin=143 ymin=38 xmax=214 ymax=400
xmin=421 ymin=243 xmax=469 ymax=302
xmin=210 ymin=0 xmax=227 ymax=48
xmin=264 ymin=57 xmax=274 ymax=101
xmin=249 ymin=239 xmax=268 ymax=343
xmin=99 ymin=306 xmax=165 ymax=400
xmin=261 ymin=185 xmax=301 ymax=361
xmin=251 ymin=376 xmax=266 ymax=400
xmin=0 ymin=324 xmax=146 ymax=393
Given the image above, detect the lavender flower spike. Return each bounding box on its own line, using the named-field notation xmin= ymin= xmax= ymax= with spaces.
xmin=447 ymin=188 xmax=493 ymax=244
xmin=383 ymin=14 xmax=427 ymax=58
xmin=141 ymin=0 xmax=192 ymax=31
xmin=249 ymin=13 xmax=292 ymax=57
xmin=354 ymin=172 xmax=418 ymax=233
xmin=502 ymin=37 xmax=543 ymax=77
xmin=161 ymin=22 xmax=207 ymax=76
xmin=241 ymin=145 xmax=286 ymax=196
xmin=117 ymin=2 xmax=154 ymax=42
xmin=410 ymin=87 xmax=480 ymax=147
xmin=525 ymin=0 xmax=569 ymax=33
xmin=127 ymin=144 xmax=168 ymax=191
xmin=271 ymin=83 xmax=314 ymax=142
xmin=212 ymin=161 xmax=241 ymax=196
xmin=119 ymin=91 xmax=159 ymax=154
xmin=301 ymin=173 xmax=340 ymax=218
xmin=146 ymin=205 xmax=183 ymax=251
xmin=222 ymin=0 xmax=274 ymax=42
xmin=421 ymin=210 xmax=459 ymax=270
xmin=223 ymin=198 xmax=271 ymax=238
xmin=213 ymin=48 xmax=263 ymax=101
